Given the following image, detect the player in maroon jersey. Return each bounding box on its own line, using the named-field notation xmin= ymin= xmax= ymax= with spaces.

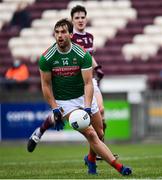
xmin=71 ymin=4 xmax=105 ymax=143
xmin=71 ymin=5 xmax=119 ymax=161
xmin=71 ymin=5 xmax=106 ymax=131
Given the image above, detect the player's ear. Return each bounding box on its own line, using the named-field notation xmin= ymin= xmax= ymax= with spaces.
xmin=85 ymin=17 xmax=88 ymax=25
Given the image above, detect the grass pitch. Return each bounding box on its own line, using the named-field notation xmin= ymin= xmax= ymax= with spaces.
xmin=0 ymin=141 xmax=162 ymax=179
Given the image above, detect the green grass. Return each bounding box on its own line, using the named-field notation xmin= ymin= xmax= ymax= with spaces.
xmin=0 ymin=141 xmax=162 ymax=179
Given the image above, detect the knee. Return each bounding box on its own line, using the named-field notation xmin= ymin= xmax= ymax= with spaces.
xmin=85 ymin=128 xmax=98 ymax=142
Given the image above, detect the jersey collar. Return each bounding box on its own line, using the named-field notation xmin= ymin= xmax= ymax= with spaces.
xmin=73 ymin=28 xmax=86 ymax=35
xmin=56 ymin=43 xmax=72 ymax=54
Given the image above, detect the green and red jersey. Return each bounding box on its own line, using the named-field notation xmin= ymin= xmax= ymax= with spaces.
xmin=39 ymin=42 xmax=92 ymax=100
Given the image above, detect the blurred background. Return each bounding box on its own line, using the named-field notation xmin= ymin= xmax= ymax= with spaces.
xmin=0 ymin=0 xmax=162 ymax=143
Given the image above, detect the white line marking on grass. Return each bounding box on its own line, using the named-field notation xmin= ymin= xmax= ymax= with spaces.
xmin=1 ymin=159 xmax=82 ymax=166
xmin=1 ymin=155 xmax=162 ymax=166
xmin=121 ymin=155 xmax=162 ymax=161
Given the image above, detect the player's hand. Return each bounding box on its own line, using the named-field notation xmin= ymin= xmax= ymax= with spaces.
xmin=94 ymin=65 xmax=104 ymax=83
xmin=53 ymin=108 xmax=64 ymax=131
xmin=84 ymin=107 xmax=92 ymax=117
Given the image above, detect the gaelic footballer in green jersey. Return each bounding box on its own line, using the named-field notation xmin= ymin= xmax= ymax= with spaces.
xmin=39 ymin=42 xmax=92 ymax=100
xmin=27 ymin=18 xmax=132 ymax=177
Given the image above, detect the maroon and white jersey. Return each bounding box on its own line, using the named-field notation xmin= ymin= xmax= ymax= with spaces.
xmin=72 ymin=29 xmax=94 ymax=55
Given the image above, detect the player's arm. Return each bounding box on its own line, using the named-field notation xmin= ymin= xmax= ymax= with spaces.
xmin=82 ymin=67 xmax=93 ymax=108
xmin=39 ymin=55 xmax=64 ymax=130
xmin=89 ymin=34 xmax=104 ymax=80
xmin=39 ymin=70 xmax=58 ymax=109
xmin=92 ymin=56 xmax=98 ymax=68
xmin=81 ymin=51 xmax=93 ymax=108
xmin=92 ymin=56 xmax=104 ymax=83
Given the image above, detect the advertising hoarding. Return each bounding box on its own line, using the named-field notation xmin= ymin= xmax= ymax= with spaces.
xmin=0 ymin=100 xmax=131 ymax=141
xmin=104 ymin=100 xmax=131 ymax=140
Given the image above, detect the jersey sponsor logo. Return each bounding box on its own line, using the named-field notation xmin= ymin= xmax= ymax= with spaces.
xmin=52 ymin=66 xmax=80 ymax=76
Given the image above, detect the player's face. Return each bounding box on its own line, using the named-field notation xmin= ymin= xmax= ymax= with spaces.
xmin=54 ymin=25 xmax=72 ymax=51
xmin=72 ymin=11 xmax=87 ymax=32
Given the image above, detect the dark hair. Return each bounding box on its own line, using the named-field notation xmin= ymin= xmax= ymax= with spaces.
xmin=71 ymin=5 xmax=87 ymax=18
xmin=54 ymin=18 xmax=73 ymax=34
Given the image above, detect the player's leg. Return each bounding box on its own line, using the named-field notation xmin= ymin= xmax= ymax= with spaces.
xmin=91 ymin=111 xmax=104 ymax=141
xmin=27 ymin=98 xmax=78 ymax=152
xmin=82 ymin=96 xmax=103 ymax=173
xmin=94 ymin=89 xmax=106 ymax=134
xmin=83 ymin=111 xmax=104 ymax=173
xmin=27 ymin=97 xmax=87 ymax=153
xmin=93 ymin=79 xmax=105 ymax=127
xmin=94 ymin=86 xmax=119 ymax=160
xmin=94 ymin=90 xmax=106 ymax=161
xmin=81 ymin=126 xmax=132 ymax=176
xmin=27 ymin=115 xmax=54 ymax=152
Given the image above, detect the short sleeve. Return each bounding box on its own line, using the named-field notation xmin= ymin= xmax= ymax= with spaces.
xmin=39 ymin=55 xmax=51 ymax=72
xmin=81 ymin=52 xmax=92 ymax=70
